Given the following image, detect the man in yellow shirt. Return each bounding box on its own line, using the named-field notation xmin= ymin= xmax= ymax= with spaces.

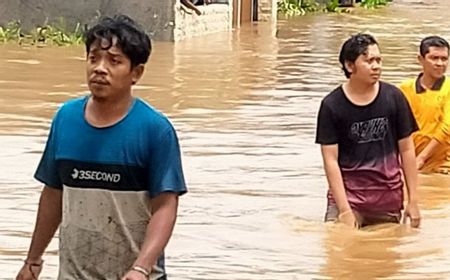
xmin=399 ymin=36 xmax=450 ymax=172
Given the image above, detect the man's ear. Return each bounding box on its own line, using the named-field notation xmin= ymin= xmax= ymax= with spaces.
xmin=344 ymin=61 xmax=354 ymax=75
xmin=131 ymin=64 xmax=145 ymax=85
xmin=417 ymin=54 xmax=424 ymax=66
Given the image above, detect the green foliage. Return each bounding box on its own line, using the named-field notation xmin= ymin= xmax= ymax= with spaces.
xmin=360 ymin=0 xmax=392 ymax=9
xmin=0 ymin=21 xmax=22 ymax=42
xmin=0 ymin=18 xmax=84 ymax=46
xmin=325 ymin=0 xmax=340 ymax=12
xmin=277 ymin=0 xmax=320 ymax=16
xmin=278 ymin=0 xmax=392 ymax=16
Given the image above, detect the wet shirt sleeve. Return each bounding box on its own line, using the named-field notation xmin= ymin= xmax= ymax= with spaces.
xmin=394 ymin=88 xmax=419 ymax=140
xmin=434 ymin=90 xmax=450 ymax=143
xmin=315 ymin=100 xmax=338 ymax=145
xmin=34 ymin=119 xmax=63 ymax=189
xmin=147 ymin=126 xmax=187 ymax=198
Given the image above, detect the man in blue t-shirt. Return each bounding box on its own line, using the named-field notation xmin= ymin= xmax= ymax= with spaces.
xmin=16 ymin=15 xmax=187 ymax=280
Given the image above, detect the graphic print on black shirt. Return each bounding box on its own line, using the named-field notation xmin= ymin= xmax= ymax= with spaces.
xmin=350 ymin=117 xmax=389 ymax=144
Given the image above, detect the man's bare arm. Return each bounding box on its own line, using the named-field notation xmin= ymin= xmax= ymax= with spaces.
xmin=16 ymin=186 xmax=62 ymax=280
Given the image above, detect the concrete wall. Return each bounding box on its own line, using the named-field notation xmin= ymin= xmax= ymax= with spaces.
xmin=174 ymin=2 xmax=232 ymax=41
xmin=0 ymin=0 xmax=276 ymax=41
xmin=258 ymin=0 xmax=277 ymax=22
xmin=0 ymin=0 xmax=177 ymax=41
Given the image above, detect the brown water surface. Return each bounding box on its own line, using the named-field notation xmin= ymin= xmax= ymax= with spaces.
xmin=1 ymin=0 xmax=450 ymax=278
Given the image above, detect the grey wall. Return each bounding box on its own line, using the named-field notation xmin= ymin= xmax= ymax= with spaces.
xmin=0 ymin=0 xmax=177 ymax=41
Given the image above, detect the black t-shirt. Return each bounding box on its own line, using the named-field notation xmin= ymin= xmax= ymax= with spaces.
xmin=315 ymin=81 xmax=418 ymax=212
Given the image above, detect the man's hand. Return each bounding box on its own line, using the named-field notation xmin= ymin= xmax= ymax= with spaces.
xmin=416 ymin=156 xmax=425 ymax=170
xmin=403 ymin=201 xmax=421 ymax=228
xmin=337 ymin=210 xmax=359 ymax=228
xmin=15 ymin=262 xmax=43 ymax=280
xmin=121 ymin=270 xmax=148 ymax=280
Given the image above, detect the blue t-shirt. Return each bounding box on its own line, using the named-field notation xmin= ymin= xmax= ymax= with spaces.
xmin=35 ymin=95 xmax=187 ymax=279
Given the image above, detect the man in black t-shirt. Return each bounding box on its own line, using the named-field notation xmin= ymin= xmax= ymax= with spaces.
xmin=315 ymin=33 xmax=421 ymax=228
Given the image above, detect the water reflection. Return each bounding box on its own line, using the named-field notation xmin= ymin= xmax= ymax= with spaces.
xmin=1 ymin=0 xmax=450 ymax=279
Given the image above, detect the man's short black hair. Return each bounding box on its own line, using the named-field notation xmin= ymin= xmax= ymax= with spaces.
xmin=419 ymin=36 xmax=449 ymax=57
xmin=84 ymin=15 xmax=151 ymax=68
xmin=339 ymin=33 xmax=378 ymax=78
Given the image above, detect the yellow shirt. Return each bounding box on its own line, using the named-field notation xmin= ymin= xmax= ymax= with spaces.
xmin=399 ymin=75 xmax=450 ymax=171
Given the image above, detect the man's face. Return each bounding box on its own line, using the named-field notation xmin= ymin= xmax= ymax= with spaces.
xmin=86 ymin=38 xmax=141 ymax=100
xmin=347 ymin=44 xmax=382 ymax=85
xmin=419 ymin=46 xmax=449 ymax=80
